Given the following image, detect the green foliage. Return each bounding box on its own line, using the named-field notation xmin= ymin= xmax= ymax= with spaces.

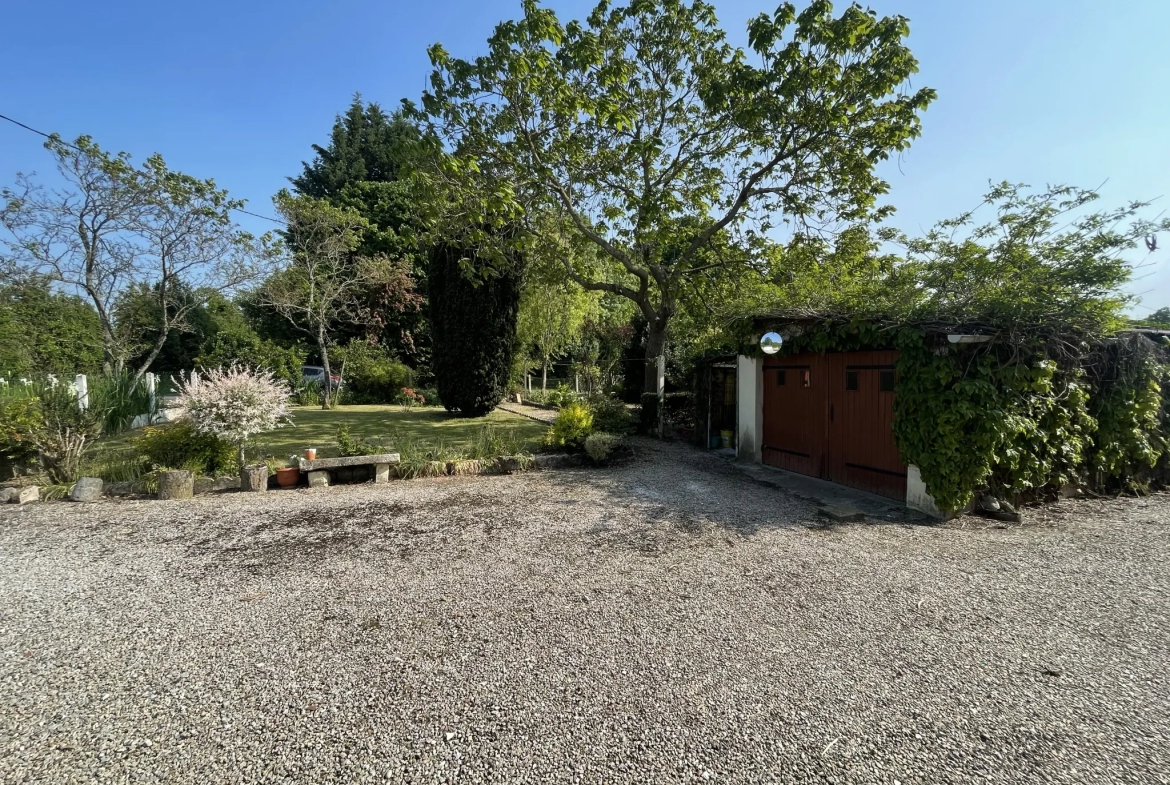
xmin=893 ymin=334 xmax=1095 ymax=512
xmin=1087 ymin=339 xmax=1169 ymax=488
xmin=588 ymin=396 xmax=635 ymax=435
xmin=545 ymin=402 xmax=594 ymax=449
xmin=1146 ymin=307 xmax=1170 ymax=327
xmin=0 ymin=277 xmax=103 ymax=377
xmin=546 ymin=384 xmax=577 ymax=409
xmin=197 ymin=333 xmax=307 ymax=389
xmin=292 ymin=95 xmax=421 ymax=202
xmin=419 ymin=0 xmax=934 ymax=393
xmin=428 ymin=241 xmax=521 ymax=416
xmin=135 ymin=421 xmax=237 ymax=476
xmin=333 ymin=341 xmax=414 ymax=404
xmin=336 ymin=423 xmax=380 ymax=457
xmin=290 ymin=96 xmax=430 ymax=366
xmin=0 ymin=397 xmax=43 ymax=474
xmin=584 ymin=432 xmax=622 ymax=464
xmin=29 ymin=384 xmax=105 ymax=484
xmin=87 ymin=371 xmax=154 ymax=436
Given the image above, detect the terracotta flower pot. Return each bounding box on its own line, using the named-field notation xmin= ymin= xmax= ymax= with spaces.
xmin=276 ymin=467 xmax=300 ymax=489
xmin=304 ymin=448 xmax=317 ymax=460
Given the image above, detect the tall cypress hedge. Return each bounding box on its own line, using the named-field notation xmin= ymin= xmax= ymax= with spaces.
xmin=427 ymin=242 xmax=521 ymax=416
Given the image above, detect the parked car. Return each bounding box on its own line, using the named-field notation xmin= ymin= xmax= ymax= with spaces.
xmin=301 ymin=365 xmax=342 ymax=389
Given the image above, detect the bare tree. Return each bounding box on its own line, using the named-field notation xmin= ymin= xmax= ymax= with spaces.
xmin=1 ymin=134 xmax=269 ymax=380
xmin=1 ymin=136 xmax=143 ymax=373
xmin=126 ymin=155 xmax=269 ymax=383
xmin=256 ymin=191 xmax=381 ymax=408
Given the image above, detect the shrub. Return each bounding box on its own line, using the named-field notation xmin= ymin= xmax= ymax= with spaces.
xmin=584 ymin=432 xmax=622 ymax=463
xmin=336 ymin=423 xmax=380 ymax=457
xmin=545 ymin=402 xmax=594 ymax=449
xmin=29 ymin=384 xmax=104 ymax=484
xmin=292 ymin=381 xmax=322 ymax=407
xmin=197 ymin=335 xmax=308 ymax=389
xmin=174 ymin=365 xmax=292 ymax=470
xmin=544 ymin=384 xmax=575 ymax=408
xmin=87 ymin=371 xmax=154 ymax=435
xmin=0 ymin=397 xmax=43 ymax=474
xmin=335 ymin=341 xmax=414 ymax=404
xmin=589 ymin=396 xmax=634 ymax=435
xmin=135 ymin=421 xmax=237 ymax=476
xmin=396 ymin=387 xmax=427 ymax=409
xmin=428 ymin=240 xmax=521 ymax=416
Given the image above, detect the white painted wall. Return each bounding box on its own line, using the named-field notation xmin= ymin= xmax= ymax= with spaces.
xmin=736 ymin=355 xmax=763 ymax=463
xmin=906 ymin=465 xmax=946 ymax=518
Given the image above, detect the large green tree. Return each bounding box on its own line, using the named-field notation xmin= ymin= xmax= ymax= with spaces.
xmin=418 ymin=0 xmax=935 ymax=392
xmin=290 ymin=96 xmax=429 ymax=365
xmin=428 ymin=240 xmax=522 ymax=416
xmin=291 ymin=95 xmax=421 ymax=201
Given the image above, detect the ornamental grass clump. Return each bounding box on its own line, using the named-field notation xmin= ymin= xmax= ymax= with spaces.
xmin=173 ymin=365 xmax=292 ymax=472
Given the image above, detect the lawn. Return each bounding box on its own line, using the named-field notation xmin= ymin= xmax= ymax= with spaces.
xmin=90 ymin=405 xmax=549 ymax=470
xmin=254 ymin=405 xmax=549 ymax=459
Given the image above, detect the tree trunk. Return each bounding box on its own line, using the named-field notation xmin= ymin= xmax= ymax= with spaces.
xmin=318 ymin=332 xmax=333 ymax=409
xmin=132 ymin=325 xmax=171 ymax=386
xmin=541 ymin=359 xmax=548 ymax=392
xmin=643 ymin=318 xmax=668 ymax=394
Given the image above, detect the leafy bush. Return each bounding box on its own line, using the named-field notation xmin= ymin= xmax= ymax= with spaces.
xmin=29 ymin=384 xmax=104 ymax=484
xmin=428 ymin=240 xmax=521 ymax=416
xmin=466 ymin=424 xmax=523 ymax=459
xmin=174 ymin=365 xmax=292 ymax=470
xmin=0 ymin=397 xmax=43 ymax=474
xmin=548 ymin=384 xmax=577 ymax=408
xmin=88 ymin=371 xmax=153 ymax=435
xmin=292 ymin=381 xmax=322 ymax=407
xmin=197 ymin=335 xmax=308 ymax=389
xmin=584 ymin=432 xmax=622 ymax=463
xmin=588 ymin=396 xmax=634 ymax=435
xmin=135 ymin=421 xmax=237 ymax=475
xmin=396 ymin=387 xmax=427 ymax=408
xmin=336 ymin=423 xmax=381 ymax=457
xmin=335 ymin=341 xmax=414 ymax=404
xmin=545 ymin=402 xmax=594 ymax=449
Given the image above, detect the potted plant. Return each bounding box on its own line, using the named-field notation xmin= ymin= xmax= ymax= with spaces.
xmin=275 ymin=456 xmax=300 ymax=489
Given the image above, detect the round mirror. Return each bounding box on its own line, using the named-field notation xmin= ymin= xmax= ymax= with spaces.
xmin=759 ymin=331 xmax=783 ymax=355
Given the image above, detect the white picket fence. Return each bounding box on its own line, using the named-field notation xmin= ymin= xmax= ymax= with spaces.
xmin=0 ymin=372 xmax=179 ymax=428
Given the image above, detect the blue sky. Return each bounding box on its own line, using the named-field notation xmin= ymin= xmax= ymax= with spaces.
xmin=3 ymin=0 xmax=1169 ymax=312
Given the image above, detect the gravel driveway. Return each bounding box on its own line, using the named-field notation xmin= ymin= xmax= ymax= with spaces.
xmin=1 ymin=440 xmax=1168 ymax=784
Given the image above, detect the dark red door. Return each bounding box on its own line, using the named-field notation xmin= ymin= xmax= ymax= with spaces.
xmin=761 ymin=354 xmax=827 ymax=478
xmin=827 ymin=351 xmax=907 ymax=499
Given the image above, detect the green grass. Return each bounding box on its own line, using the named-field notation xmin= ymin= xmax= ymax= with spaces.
xmin=89 ymin=404 xmax=549 ymax=471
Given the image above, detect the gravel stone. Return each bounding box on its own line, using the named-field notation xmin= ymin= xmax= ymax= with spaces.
xmin=0 ymin=438 xmax=1167 ymax=783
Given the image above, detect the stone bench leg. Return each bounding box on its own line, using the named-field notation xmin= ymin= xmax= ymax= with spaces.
xmin=375 ymin=463 xmax=391 ymax=483
xmin=308 ymin=470 xmax=330 ymax=488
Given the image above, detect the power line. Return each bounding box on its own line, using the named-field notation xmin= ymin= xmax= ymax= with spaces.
xmin=0 ymin=111 xmax=286 ymax=225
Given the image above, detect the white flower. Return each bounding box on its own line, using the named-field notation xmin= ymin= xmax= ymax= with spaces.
xmin=173 ymin=365 xmax=293 ymax=461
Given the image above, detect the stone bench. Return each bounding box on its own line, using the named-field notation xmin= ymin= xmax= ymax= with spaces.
xmin=298 ymin=453 xmax=401 ymax=487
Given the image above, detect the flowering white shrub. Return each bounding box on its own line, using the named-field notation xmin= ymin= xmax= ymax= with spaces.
xmin=174 ymin=365 xmax=292 ymax=470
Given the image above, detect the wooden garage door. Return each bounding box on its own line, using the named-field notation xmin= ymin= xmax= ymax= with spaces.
xmin=827 ymin=351 xmax=907 ymax=500
xmin=761 ymin=353 xmax=827 ymax=478
xmin=761 ymin=350 xmax=906 ymax=501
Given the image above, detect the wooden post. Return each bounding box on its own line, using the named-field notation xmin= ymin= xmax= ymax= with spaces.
xmin=74 ymin=374 xmax=88 ymax=410
xmin=145 ymin=373 xmax=158 ymax=422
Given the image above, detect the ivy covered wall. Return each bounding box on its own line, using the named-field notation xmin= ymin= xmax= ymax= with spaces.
xmin=751 ymin=320 xmax=1170 ymax=513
